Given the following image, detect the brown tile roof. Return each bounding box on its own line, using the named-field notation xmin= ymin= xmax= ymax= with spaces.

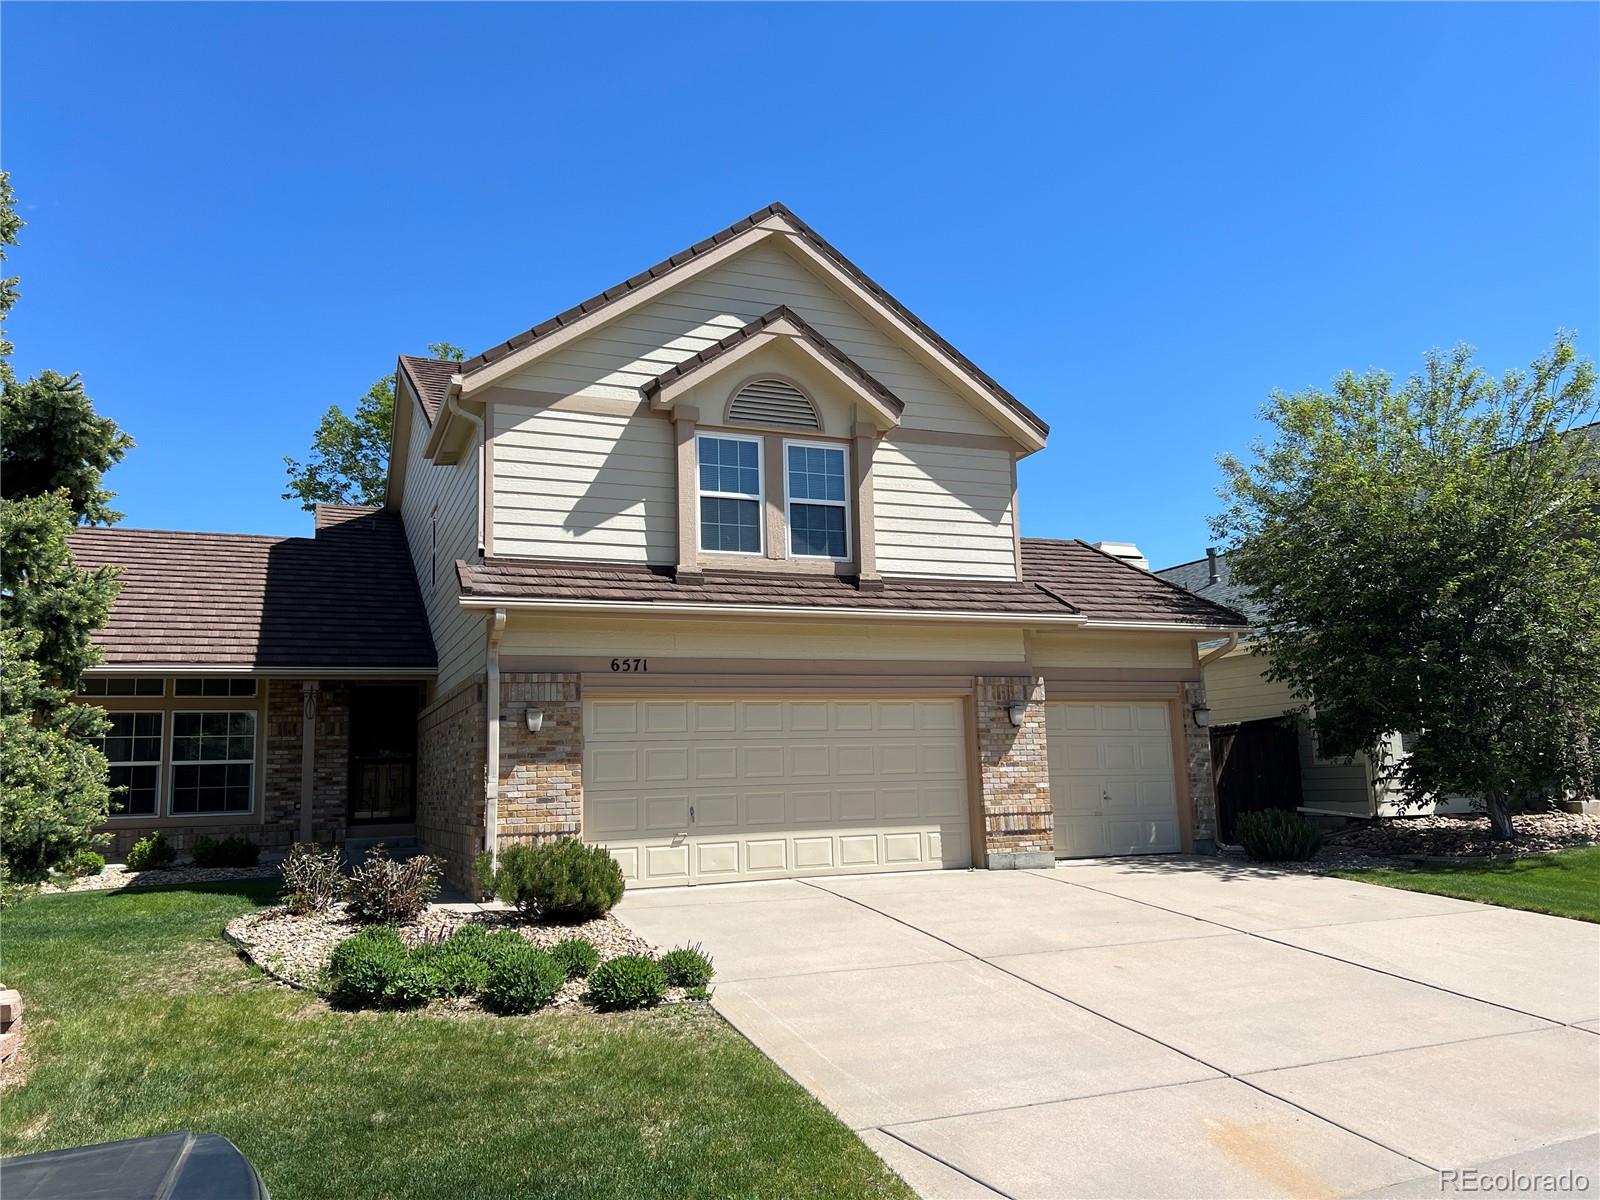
xmin=68 ymin=512 xmax=437 ymax=671
xmin=456 ymin=544 xmax=1249 ymax=628
xmin=1021 ymin=539 xmax=1250 ymax=626
xmin=313 ymin=503 xmax=382 ymax=532
xmin=457 ymin=558 xmax=1074 ymax=617
xmin=641 ymin=305 xmax=905 ymax=416
xmin=454 ymin=202 xmax=1048 ymax=439
xmin=397 ymin=355 xmax=457 ymax=424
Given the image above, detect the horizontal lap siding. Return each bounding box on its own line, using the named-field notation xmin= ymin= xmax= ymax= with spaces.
xmin=873 ymin=441 xmax=1017 ymax=579
xmin=493 ymin=405 xmax=676 ymax=563
xmin=400 ymin=401 xmax=485 ymax=694
xmin=1203 ymin=651 xmax=1301 ymax=726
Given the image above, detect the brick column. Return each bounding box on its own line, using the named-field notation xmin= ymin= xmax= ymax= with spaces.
xmin=974 ymin=676 xmax=1055 ymax=869
xmin=1183 ymin=680 xmax=1218 ymax=853
xmin=497 ymin=672 xmax=583 ymax=850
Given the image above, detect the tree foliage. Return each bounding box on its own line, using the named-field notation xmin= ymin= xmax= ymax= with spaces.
xmin=1213 ymin=336 xmax=1600 ymax=837
xmin=2 ymin=370 xmax=134 ymax=524
xmin=283 ymin=341 xmax=464 ymax=510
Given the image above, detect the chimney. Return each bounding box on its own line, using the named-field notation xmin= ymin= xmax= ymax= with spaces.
xmin=1207 ymin=547 xmax=1220 ymax=584
xmin=1091 ymin=541 xmax=1150 ymax=572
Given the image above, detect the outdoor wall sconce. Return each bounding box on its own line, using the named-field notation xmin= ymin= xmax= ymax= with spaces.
xmin=1191 ymin=703 xmax=1212 ymax=729
xmin=1007 ymin=702 xmax=1029 ymax=727
xmin=525 ymin=709 xmax=544 ymax=733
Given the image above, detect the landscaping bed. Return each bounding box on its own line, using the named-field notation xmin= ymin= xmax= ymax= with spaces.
xmin=1322 ymin=809 xmax=1600 ymax=861
xmin=41 ymin=863 xmax=279 ymax=894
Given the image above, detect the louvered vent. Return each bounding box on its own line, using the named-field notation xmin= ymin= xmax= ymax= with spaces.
xmin=728 ymin=379 xmax=820 ymax=429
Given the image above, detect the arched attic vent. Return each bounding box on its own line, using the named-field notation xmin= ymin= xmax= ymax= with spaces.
xmin=727 ymin=378 xmax=821 ymax=430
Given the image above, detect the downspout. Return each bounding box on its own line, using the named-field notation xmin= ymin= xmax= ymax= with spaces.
xmin=483 ymin=607 xmax=508 ymax=867
xmin=445 ymin=387 xmax=487 ymax=556
xmin=1199 ymin=632 xmax=1240 ymax=667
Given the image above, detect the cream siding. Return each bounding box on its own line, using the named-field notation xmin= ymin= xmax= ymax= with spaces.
xmin=1202 ymin=648 xmax=1301 ymax=725
xmin=872 ymin=440 xmax=1017 ymax=580
xmin=399 ymin=397 xmax=485 ymax=694
xmin=1032 ymin=631 xmax=1198 ymax=671
xmin=492 ymin=403 xmax=676 ymax=563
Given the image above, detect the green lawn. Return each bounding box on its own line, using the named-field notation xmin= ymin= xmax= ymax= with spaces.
xmin=0 ymin=883 xmax=911 ymax=1200
xmin=1335 ymin=845 xmax=1600 ymax=923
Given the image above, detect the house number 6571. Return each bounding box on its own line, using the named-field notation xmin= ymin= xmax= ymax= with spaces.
xmin=610 ymin=658 xmax=647 ymax=673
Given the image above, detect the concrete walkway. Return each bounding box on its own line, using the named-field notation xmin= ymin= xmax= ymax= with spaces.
xmin=616 ymin=858 xmax=1600 ymax=1199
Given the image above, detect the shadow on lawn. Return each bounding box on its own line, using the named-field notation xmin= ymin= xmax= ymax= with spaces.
xmin=84 ymin=878 xmax=284 ymax=908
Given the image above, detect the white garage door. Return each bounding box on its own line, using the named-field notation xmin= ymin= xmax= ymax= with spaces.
xmin=584 ymin=695 xmax=971 ymax=886
xmin=1047 ymin=701 xmax=1181 ymax=857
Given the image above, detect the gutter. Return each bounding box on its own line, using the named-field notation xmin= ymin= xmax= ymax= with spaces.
xmin=445 ymin=389 xmax=488 ymax=556
xmin=455 ymin=595 xmax=1092 ymax=625
xmin=83 ymin=665 xmax=437 ymax=677
xmin=483 ymin=607 xmax=507 ymax=869
xmin=1199 ymin=631 xmax=1241 ymax=666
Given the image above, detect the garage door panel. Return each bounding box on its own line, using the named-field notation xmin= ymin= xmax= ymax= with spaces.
xmin=587 ymin=695 xmax=971 ymax=885
xmin=1049 ymin=701 xmax=1182 ymax=858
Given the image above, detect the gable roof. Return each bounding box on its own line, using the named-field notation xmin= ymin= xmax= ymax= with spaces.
xmin=641 ymin=305 xmax=905 ymax=419
xmin=450 ymin=202 xmax=1048 ymax=443
xmin=1154 ymin=550 xmax=1263 ymax=626
xmin=397 ymin=355 xmax=457 ymax=424
xmin=68 ymin=510 xmax=436 ymax=672
xmin=1021 ymin=539 xmax=1251 ymax=626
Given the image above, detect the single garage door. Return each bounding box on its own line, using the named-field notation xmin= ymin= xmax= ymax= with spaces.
xmin=584 ymin=695 xmax=971 ymax=886
xmin=1047 ymin=700 xmax=1181 ymax=857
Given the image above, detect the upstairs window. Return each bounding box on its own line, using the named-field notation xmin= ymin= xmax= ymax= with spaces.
xmin=786 ymin=441 xmax=850 ymax=559
xmin=698 ymin=433 xmax=763 ymax=555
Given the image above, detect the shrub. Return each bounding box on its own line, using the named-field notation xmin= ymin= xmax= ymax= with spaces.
xmin=658 ymin=944 xmax=715 ymax=989
xmin=481 ymin=942 xmax=565 ymax=1014
xmin=280 ymin=843 xmax=347 ymax=914
xmin=487 ymin=839 xmax=624 ymax=920
xmin=190 ymin=835 xmax=260 ymax=868
xmin=346 ymin=845 xmax=443 ymax=924
xmin=0 ymin=878 xmax=38 ymax=909
xmin=412 ymin=943 xmax=490 ymax=998
xmin=1235 ymin=809 xmax=1324 ymax=862
xmin=446 ymin=925 xmax=529 ymax=970
xmin=65 ymin=849 xmax=106 ymax=877
xmin=327 ymin=927 xmax=432 ymax=1008
xmin=125 ymin=832 xmax=175 ymax=870
xmin=473 ymin=851 xmax=496 ymax=901
xmin=587 ymin=954 xmax=668 ymax=1011
xmin=549 ymin=937 xmax=600 ymax=980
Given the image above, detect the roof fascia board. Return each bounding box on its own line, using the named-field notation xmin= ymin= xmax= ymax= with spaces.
xmin=422 ymin=385 xmax=478 ymax=462
xmin=456 ymin=594 xmax=1089 ymax=625
xmin=457 ymin=226 xmax=784 ymax=396
xmin=1076 ymin=619 xmax=1254 ymax=635
xmin=84 ymin=665 xmax=439 ymax=677
xmin=653 ymin=323 xmax=901 ymax=428
xmin=386 ymin=365 xmax=419 ymax=511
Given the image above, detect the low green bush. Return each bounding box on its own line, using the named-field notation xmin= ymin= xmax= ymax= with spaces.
xmin=549 ymin=937 xmax=600 ymax=980
xmin=658 ymin=944 xmax=715 ymax=989
xmin=412 ymin=943 xmax=491 ymax=998
xmin=327 ymin=927 xmax=432 ymax=1008
xmin=126 ymin=832 xmax=175 ymax=871
xmin=1235 ymin=809 xmax=1324 ymax=862
xmin=486 ymin=839 xmax=624 ymax=920
xmin=481 ymin=943 xmax=565 ymax=1014
xmin=587 ymin=954 xmax=667 ymax=1011
xmin=190 ymin=835 xmax=260 ymax=868
xmin=65 ymin=849 xmax=106 ymax=878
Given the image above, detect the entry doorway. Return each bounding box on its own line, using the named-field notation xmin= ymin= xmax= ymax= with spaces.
xmin=348 ymin=684 xmax=421 ymax=824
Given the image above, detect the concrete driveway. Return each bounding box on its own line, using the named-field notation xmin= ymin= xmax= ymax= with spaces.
xmin=616 ymin=857 xmax=1600 ymax=1199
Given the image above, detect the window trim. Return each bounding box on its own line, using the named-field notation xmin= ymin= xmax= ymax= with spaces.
xmin=168 ymin=708 xmax=258 ymax=817
xmin=695 ymin=430 xmax=765 ymax=557
xmin=98 ymin=710 xmax=165 ymax=821
xmin=782 ymin=437 xmax=852 ymax=562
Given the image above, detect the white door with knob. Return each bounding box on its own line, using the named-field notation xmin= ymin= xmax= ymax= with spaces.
xmin=1046 ymin=701 xmax=1181 ymax=857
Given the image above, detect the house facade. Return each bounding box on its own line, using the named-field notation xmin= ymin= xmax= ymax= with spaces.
xmin=72 ymin=203 xmax=1246 ymax=889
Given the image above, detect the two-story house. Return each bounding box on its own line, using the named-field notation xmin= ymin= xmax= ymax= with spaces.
xmin=71 ymin=203 xmax=1247 ymax=891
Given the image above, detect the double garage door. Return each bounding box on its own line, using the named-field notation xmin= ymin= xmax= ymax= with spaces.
xmin=584 ymin=695 xmax=972 ymax=887
xmin=1047 ymin=700 xmax=1181 ymax=857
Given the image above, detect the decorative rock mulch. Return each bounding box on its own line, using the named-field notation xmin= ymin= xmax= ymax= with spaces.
xmin=42 ymin=865 xmax=280 ymax=894
xmin=224 ymin=903 xmax=672 ymax=1011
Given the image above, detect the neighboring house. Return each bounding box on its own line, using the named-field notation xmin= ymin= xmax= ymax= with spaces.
xmin=70 ymin=202 xmax=1246 ymax=890
xmin=1156 ymin=548 xmax=1465 ymax=822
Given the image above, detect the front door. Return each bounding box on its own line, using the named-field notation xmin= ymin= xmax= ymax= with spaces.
xmin=348 ymin=684 xmax=420 ymax=824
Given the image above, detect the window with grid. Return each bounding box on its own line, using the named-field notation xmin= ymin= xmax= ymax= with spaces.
xmin=785 ymin=442 xmax=849 ymax=559
xmin=93 ymin=712 xmax=163 ymax=817
xmin=173 ymin=677 xmax=256 ymax=697
xmin=81 ymin=676 xmax=164 ymax=697
xmin=170 ymin=711 xmax=256 ymax=814
xmin=698 ymin=434 xmax=763 ymax=554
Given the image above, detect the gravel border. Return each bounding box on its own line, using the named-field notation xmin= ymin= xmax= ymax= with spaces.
xmin=42 ymin=865 xmax=280 ymax=894
xmin=224 ymin=903 xmax=690 ymax=1012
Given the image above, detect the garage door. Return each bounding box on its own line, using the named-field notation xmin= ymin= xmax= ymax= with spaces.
xmin=1046 ymin=701 xmax=1180 ymax=857
xmin=584 ymin=695 xmax=971 ymax=886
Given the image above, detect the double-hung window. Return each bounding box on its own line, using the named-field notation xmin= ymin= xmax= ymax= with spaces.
xmin=698 ymin=433 xmax=763 ymax=554
xmin=785 ymin=441 xmax=850 ymax=559
xmin=94 ymin=712 xmax=164 ymax=818
xmin=170 ymin=711 xmax=256 ymax=814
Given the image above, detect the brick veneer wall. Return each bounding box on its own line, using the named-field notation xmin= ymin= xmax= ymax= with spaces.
xmin=1183 ymin=680 xmax=1218 ymax=852
xmin=496 ymin=673 xmax=583 ymax=853
xmin=974 ymin=676 xmax=1055 ymax=869
xmin=263 ymin=680 xmax=351 ymax=845
xmin=416 ymin=675 xmax=487 ymax=892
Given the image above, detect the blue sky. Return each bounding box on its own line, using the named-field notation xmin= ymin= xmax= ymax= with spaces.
xmin=7 ymin=2 xmax=1597 ymax=569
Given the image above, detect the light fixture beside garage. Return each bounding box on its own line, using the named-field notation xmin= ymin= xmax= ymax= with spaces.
xmin=525 ymin=709 xmax=543 ymax=733
xmin=1190 ymin=702 xmax=1212 ymax=729
xmin=1007 ymin=702 xmax=1029 ymax=727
